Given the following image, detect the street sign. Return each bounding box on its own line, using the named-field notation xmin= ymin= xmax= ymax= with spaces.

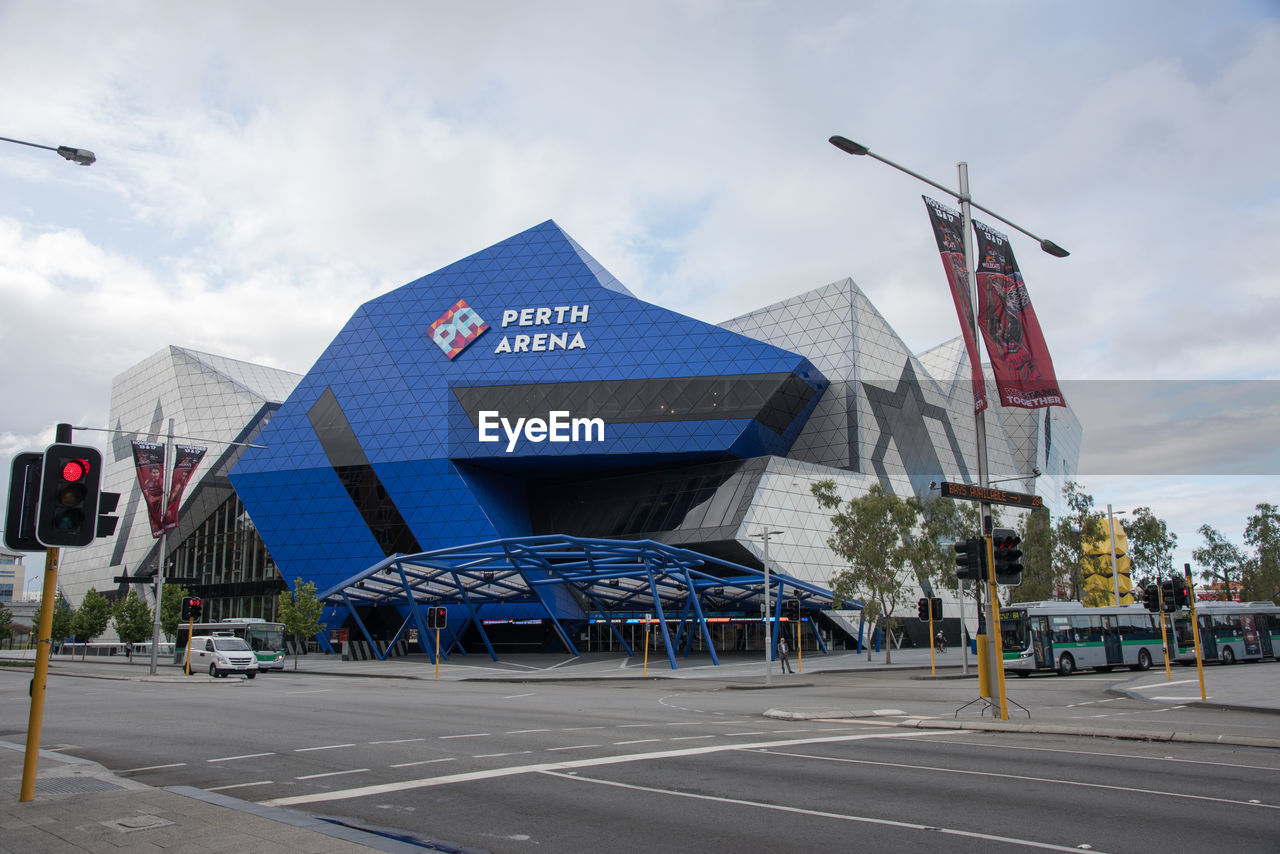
xmin=940 ymin=481 xmax=1042 ymax=509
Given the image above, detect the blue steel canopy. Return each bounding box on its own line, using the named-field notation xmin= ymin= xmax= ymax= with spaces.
xmin=315 ymin=535 xmax=841 ymax=670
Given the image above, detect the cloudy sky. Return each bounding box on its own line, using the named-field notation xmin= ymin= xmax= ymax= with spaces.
xmin=2 ymin=1 xmax=1276 ymax=586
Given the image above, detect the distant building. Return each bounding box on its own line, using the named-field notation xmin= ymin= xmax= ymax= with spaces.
xmin=0 ymin=548 xmax=24 ymax=603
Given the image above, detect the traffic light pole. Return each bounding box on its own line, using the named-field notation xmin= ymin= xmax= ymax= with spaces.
xmin=19 ymin=545 xmax=59 ymax=802
xmin=20 ymin=422 xmax=74 ymax=802
xmin=1185 ymin=564 xmax=1207 ymax=701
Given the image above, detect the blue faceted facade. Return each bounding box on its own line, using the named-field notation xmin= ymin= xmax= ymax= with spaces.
xmin=231 ymin=221 xmax=828 ymax=599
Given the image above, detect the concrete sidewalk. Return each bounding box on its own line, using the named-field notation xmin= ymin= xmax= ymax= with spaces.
xmin=0 ymin=739 xmax=435 ymax=853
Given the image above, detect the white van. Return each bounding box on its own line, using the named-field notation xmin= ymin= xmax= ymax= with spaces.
xmin=186 ymin=635 xmax=259 ymax=679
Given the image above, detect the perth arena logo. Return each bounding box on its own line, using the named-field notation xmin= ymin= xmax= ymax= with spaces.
xmin=428 ymin=299 xmax=489 ymax=359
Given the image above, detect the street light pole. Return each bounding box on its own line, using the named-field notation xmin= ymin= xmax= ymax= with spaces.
xmin=750 ymin=529 xmax=783 ymax=686
xmin=0 ymin=134 xmax=96 ymax=165
xmin=828 ymin=135 xmax=1069 ymax=717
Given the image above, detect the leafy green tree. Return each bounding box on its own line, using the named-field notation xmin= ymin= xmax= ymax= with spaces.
xmin=907 ymin=495 xmax=980 ymax=594
xmin=1191 ymin=524 xmax=1245 ymax=599
xmin=1242 ymin=503 xmax=1280 ymax=603
xmin=812 ymin=481 xmax=919 ymax=664
xmin=112 ymin=591 xmax=154 ymax=650
xmin=278 ymin=580 xmax=324 ymax=670
xmin=1050 ymin=481 xmax=1106 ymax=602
xmin=1126 ymin=506 xmax=1178 ymax=589
xmin=0 ymin=602 xmax=12 ymax=648
xmin=71 ymin=589 xmax=112 ymax=657
xmin=160 ymin=585 xmax=190 ymax=641
xmin=47 ymin=599 xmax=74 ymax=652
xmin=1012 ymin=505 xmax=1055 ymax=603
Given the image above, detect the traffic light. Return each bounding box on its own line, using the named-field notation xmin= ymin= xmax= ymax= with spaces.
xmin=181 ymin=596 xmax=203 ymax=621
xmin=35 ymin=444 xmax=103 ymax=548
xmin=96 ymin=491 xmax=121 ymax=538
xmin=4 ymin=452 xmax=44 ymax=551
xmin=428 ymin=606 xmax=447 ymax=629
xmin=784 ymin=599 xmax=801 ymax=621
xmin=953 ymin=538 xmax=987 ymax=581
xmin=930 ymin=597 xmax=943 ymax=621
xmin=1160 ymin=578 xmax=1177 ymax=612
xmin=992 ymin=528 xmax=1023 ymax=586
xmin=917 ymin=598 xmax=930 ymax=621
xmin=1142 ymin=583 xmax=1160 ymax=612
xmin=1172 ymin=578 xmax=1191 ymax=609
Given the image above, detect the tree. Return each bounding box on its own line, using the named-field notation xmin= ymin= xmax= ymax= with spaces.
xmin=1191 ymin=524 xmax=1245 ymax=600
xmin=1242 ymin=503 xmax=1280 ymax=603
xmin=1126 ymin=506 xmax=1178 ymax=588
xmin=1011 ymin=505 xmax=1055 ymax=603
xmin=812 ymin=480 xmax=919 ymax=664
xmin=160 ymin=585 xmax=190 ymax=641
xmin=1050 ymin=481 xmax=1106 ymax=603
xmin=48 ymin=598 xmax=74 ymax=652
xmin=0 ymin=602 xmax=12 ymax=648
xmin=278 ymin=580 xmax=324 ymax=670
xmin=112 ymin=591 xmax=154 ymax=651
xmin=71 ymin=591 xmax=112 ymax=657
xmin=907 ymin=494 xmax=980 ymax=594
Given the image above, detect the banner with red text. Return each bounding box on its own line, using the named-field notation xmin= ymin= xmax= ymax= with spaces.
xmin=972 ymin=221 xmax=1065 ymax=409
xmin=162 ymin=445 xmax=207 ymax=530
xmin=130 ymin=441 xmax=166 ymax=538
xmin=923 ymin=196 xmax=987 ymax=413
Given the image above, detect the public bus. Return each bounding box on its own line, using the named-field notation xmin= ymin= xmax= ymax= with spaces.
xmin=174 ymin=618 xmax=287 ymax=671
xmin=1171 ymin=601 xmax=1280 ymax=665
xmin=1000 ymin=601 xmax=1165 ymax=677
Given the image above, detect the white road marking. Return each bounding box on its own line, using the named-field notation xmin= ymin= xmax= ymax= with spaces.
xmin=260 ymin=730 xmax=951 ymax=807
xmin=368 ymin=738 xmax=425 ymax=745
xmin=911 ymin=737 xmax=1280 ymax=772
xmin=547 ymin=744 xmax=600 ymax=752
xmin=295 ymin=743 xmax=356 ymax=752
xmin=505 ymin=729 xmax=550 ymax=734
xmin=474 ymin=751 xmax=533 ymax=759
xmin=755 ymin=749 xmax=1279 ymax=810
xmin=1129 ymin=679 xmax=1198 ymax=690
xmin=613 ymin=739 xmax=661 ymax=746
xmin=208 ymin=752 xmax=275 ymax=763
xmin=439 ymin=733 xmax=490 ymax=739
xmin=390 ymin=758 xmax=456 ymax=769
xmin=542 ymin=770 xmax=1114 ymax=854
xmin=297 ymin=768 xmax=370 ymax=780
xmin=503 ymin=693 xmax=535 ymax=700
xmin=122 ymin=763 xmax=185 ymax=773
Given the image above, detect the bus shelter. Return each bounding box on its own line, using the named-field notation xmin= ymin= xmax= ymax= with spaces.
xmin=314 ymin=535 xmax=840 ymax=670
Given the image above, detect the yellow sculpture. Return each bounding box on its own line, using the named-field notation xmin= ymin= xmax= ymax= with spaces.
xmin=1082 ymin=516 xmax=1132 ymax=606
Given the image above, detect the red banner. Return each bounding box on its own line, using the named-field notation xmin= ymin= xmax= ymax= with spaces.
xmin=923 ymin=196 xmax=987 ymax=413
xmin=163 ymin=445 xmax=206 ymax=530
xmin=972 ymin=221 xmax=1065 ymax=409
xmin=130 ymin=441 xmax=166 ymax=538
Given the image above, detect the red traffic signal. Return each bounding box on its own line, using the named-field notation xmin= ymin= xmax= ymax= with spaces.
xmin=181 ymin=596 xmax=204 ymax=621
xmin=36 ymin=444 xmax=103 ymax=548
xmin=917 ymin=598 xmax=930 ymax=621
xmin=428 ymin=606 xmax=447 ymax=629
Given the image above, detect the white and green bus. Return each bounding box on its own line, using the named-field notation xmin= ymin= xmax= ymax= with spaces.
xmin=1000 ymin=601 xmax=1165 ymax=677
xmin=1171 ymin=601 xmax=1280 ymax=665
xmin=175 ymin=618 xmax=287 ymax=671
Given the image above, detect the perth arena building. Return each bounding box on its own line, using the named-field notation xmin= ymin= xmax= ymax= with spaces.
xmin=58 ymin=221 xmax=1081 ymax=666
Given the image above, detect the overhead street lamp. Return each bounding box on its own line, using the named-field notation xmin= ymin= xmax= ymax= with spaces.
xmin=1 ymin=134 xmax=96 ymax=166
xmin=828 ymin=136 xmax=1067 ymax=257
xmin=828 ymin=133 xmax=1069 ymax=718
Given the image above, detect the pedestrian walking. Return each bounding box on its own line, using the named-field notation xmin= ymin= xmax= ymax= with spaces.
xmin=777 ymin=635 xmax=793 ymax=673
